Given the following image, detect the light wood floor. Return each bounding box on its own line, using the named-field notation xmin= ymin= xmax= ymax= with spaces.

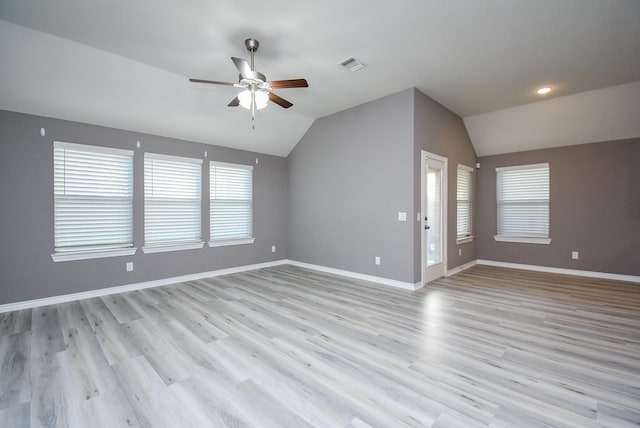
xmin=1 ymin=264 xmax=639 ymax=427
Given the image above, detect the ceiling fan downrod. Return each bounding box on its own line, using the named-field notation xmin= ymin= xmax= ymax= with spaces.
xmin=245 ymin=38 xmax=259 ymax=71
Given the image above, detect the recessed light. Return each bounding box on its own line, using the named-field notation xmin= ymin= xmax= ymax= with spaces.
xmin=536 ymin=86 xmax=552 ymax=95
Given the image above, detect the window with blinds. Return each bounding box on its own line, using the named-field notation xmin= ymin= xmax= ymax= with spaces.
xmin=457 ymin=164 xmax=473 ymax=241
xmin=210 ymin=161 xmax=254 ymax=244
xmin=496 ymin=163 xmax=550 ymax=243
xmin=144 ymin=153 xmax=203 ymax=250
xmin=53 ymin=142 xmax=134 ymax=256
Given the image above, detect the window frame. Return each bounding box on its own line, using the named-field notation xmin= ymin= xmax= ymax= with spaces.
xmin=142 ymin=152 xmax=204 ymax=254
xmin=456 ymin=164 xmax=474 ymax=244
xmin=208 ymin=161 xmax=255 ymax=247
xmin=495 ymin=162 xmax=551 ymax=245
xmin=51 ymin=141 xmax=136 ymax=262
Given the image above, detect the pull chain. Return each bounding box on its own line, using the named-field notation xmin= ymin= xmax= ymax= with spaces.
xmin=251 ymin=91 xmax=256 ymax=130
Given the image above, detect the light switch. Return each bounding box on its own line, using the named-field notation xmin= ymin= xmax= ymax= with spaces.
xmin=398 ymin=212 xmax=407 ymax=222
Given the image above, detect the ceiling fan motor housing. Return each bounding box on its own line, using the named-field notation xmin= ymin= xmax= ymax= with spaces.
xmin=245 ymin=38 xmax=260 ymax=52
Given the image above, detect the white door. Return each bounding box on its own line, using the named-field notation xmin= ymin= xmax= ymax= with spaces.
xmin=422 ymin=152 xmax=447 ymax=284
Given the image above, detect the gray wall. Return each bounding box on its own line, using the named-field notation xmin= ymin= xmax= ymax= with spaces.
xmin=413 ymin=89 xmax=478 ymax=279
xmin=0 ymin=110 xmax=288 ymax=305
xmin=12 ymin=89 xmax=632 ymax=305
xmin=476 ymin=138 xmax=640 ymax=276
xmin=288 ymin=88 xmax=478 ymax=284
xmin=288 ymin=89 xmax=416 ymax=283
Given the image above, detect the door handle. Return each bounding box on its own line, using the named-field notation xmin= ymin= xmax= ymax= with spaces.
xmin=425 ymin=225 xmax=430 ymax=230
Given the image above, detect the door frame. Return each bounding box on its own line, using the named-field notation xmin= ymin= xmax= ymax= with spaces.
xmin=421 ymin=150 xmax=448 ymax=285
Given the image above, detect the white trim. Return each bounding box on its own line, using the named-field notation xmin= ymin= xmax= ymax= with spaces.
xmin=208 ymin=238 xmax=255 ymax=247
xmin=51 ymin=247 xmax=137 ymax=262
xmin=421 ymin=151 xmax=448 ymax=284
xmin=494 ymin=235 xmax=551 ymax=244
xmin=144 ymin=152 xmax=203 ymax=164
xmin=142 ymin=242 xmax=204 ymax=254
xmin=0 ymin=259 xmax=422 ymax=313
xmin=53 ymin=141 xmax=133 ymax=156
xmin=286 ymin=260 xmax=423 ymax=291
xmin=456 ymin=236 xmax=475 ymax=244
xmin=0 ymin=259 xmax=289 ymax=313
xmin=446 ymin=259 xmax=478 ymax=276
xmin=477 ymin=259 xmax=640 ymax=283
xmin=7 ymin=258 xmax=636 ymax=314
xmin=495 ymin=162 xmax=549 ymax=172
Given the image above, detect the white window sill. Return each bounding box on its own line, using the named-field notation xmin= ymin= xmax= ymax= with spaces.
xmin=456 ymin=236 xmax=475 ymax=245
xmin=142 ymin=242 xmax=204 ymax=254
xmin=208 ymin=238 xmax=255 ymax=247
xmin=51 ymin=247 xmax=137 ymax=262
xmin=494 ymin=235 xmax=551 ymax=245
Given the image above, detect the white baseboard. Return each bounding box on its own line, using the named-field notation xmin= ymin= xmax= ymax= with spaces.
xmin=0 ymin=259 xmax=289 ymax=313
xmin=6 ymin=257 xmax=634 ymax=313
xmin=476 ymin=259 xmax=640 ymax=283
xmin=285 ymin=259 xmax=423 ymax=290
xmin=446 ymin=260 xmax=478 ymax=276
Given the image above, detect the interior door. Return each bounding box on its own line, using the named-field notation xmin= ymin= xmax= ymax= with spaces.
xmin=423 ymin=153 xmax=446 ymax=283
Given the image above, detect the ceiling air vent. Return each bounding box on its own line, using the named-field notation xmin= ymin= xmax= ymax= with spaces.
xmin=338 ymin=56 xmax=365 ymax=72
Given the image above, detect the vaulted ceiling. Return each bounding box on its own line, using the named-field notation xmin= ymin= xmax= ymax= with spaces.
xmin=1 ymin=0 xmax=639 ymax=156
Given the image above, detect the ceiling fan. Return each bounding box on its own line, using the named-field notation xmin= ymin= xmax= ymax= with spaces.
xmin=189 ymin=38 xmax=308 ymax=128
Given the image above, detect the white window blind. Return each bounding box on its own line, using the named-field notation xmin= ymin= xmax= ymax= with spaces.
xmin=210 ymin=161 xmax=253 ymax=242
xmin=457 ymin=165 xmax=473 ymax=239
xmin=496 ymin=163 xmax=549 ymax=238
xmin=144 ymin=153 xmax=202 ymax=247
xmin=53 ymin=141 xmax=133 ymax=253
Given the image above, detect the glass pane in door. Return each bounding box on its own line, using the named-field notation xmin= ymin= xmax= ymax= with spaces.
xmin=427 ymin=166 xmax=441 ymax=266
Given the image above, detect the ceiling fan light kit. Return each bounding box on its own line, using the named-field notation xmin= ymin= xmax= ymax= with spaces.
xmin=189 ymin=38 xmax=309 ymax=129
xmin=239 ymin=89 xmax=269 ymax=110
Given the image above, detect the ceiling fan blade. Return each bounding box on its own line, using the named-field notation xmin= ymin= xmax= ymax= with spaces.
xmin=269 ymin=79 xmax=309 ymax=89
xmin=227 ymin=96 xmax=240 ymax=107
xmin=189 ymin=78 xmax=235 ymax=86
xmin=268 ymin=92 xmax=293 ymax=109
xmin=231 ymin=57 xmax=252 ymax=79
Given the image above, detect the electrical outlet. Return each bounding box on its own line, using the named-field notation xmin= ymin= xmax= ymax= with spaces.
xmin=271 ymin=245 xmax=276 ymax=253
xmin=571 ymin=251 xmax=579 ymax=260
xmin=126 ymin=262 xmax=133 ymax=272
xmin=458 ymin=248 xmax=462 ymax=256
xmin=375 ymin=256 xmax=381 ymax=265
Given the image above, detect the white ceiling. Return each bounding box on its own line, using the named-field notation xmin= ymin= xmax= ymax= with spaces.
xmin=1 ymin=0 xmax=639 ymax=156
xmin=466 ymin=81 xmax=640 ymax=156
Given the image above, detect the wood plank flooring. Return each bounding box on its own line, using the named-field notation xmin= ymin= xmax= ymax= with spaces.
xmin=1 ymin=264 xmax=639 ymax=427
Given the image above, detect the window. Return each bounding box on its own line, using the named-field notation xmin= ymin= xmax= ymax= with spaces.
xmin=144 ymin=153 xmax=203 ymax=252
xmin=495 ymin=163 xmax=550 ymax=244
xmin=209 ymin=161 xmax=254 ymax=246
xmin=52 ymin=142 xmax=135 ymax=261
xmin=457 ymin=164 xmax=473 ymax=243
